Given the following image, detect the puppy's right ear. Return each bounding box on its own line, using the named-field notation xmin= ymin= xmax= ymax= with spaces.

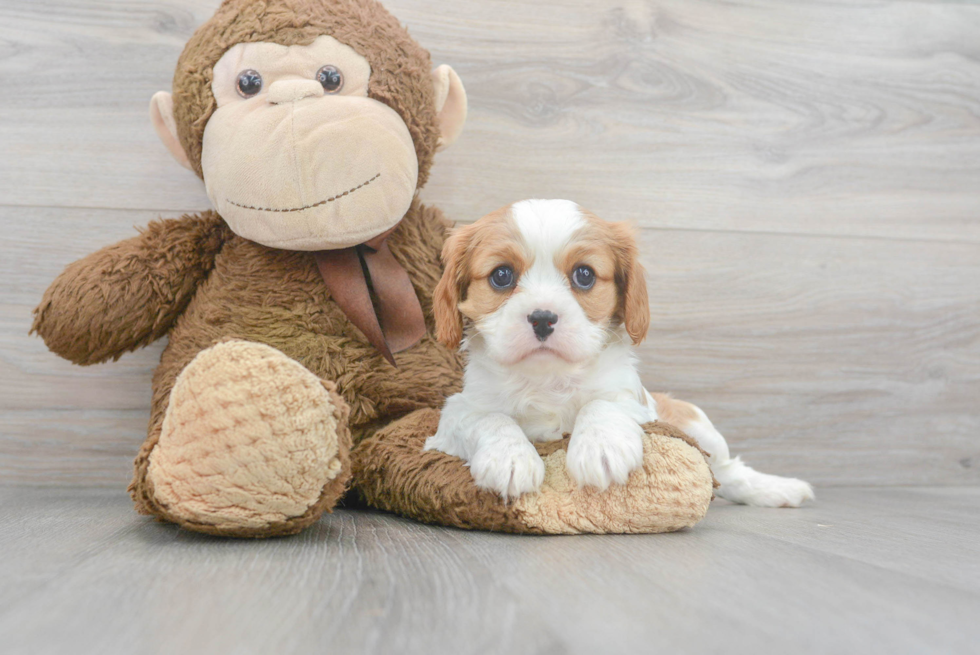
xmin=434 ymin=226 xmax=472 ymax=349
xmin=609 ymin=221 xmax=650 ymax=345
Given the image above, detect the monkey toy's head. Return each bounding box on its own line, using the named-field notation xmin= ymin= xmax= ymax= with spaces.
xmin=149 ymin=0 xmax=466 ymax=251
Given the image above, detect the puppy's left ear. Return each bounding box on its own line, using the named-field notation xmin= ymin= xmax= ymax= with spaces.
xmin=433 ymin=225 xmax=473 ymax=349
xmin=610 ymin=222 xmax=650 ymax=345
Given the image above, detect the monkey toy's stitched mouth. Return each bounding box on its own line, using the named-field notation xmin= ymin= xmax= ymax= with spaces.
xmin=225 ymin=172 xmax=381 ymax=213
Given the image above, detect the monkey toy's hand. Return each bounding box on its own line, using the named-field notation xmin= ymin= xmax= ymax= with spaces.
xmin=32 ymin=213 xmax=227 ymax=365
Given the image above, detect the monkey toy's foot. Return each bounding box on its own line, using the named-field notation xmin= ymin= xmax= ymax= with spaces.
xmin=143 ymin=340 xmax=351 ymax=537
xmin=353 ymin=410 xmax=715 ymax=535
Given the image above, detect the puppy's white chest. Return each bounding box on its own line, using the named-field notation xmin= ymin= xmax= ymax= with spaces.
xmin=510 ymin=386 xmax=585 ymax=442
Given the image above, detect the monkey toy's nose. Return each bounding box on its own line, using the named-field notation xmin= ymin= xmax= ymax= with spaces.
xmin=267 ymin=79 xmax=325 ymax=105
xmin=527 ymin=309 xmax=558 ymax=342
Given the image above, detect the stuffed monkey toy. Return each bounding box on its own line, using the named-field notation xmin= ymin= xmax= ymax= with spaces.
xmin=33 ymin=0 xmax=713 ymax=537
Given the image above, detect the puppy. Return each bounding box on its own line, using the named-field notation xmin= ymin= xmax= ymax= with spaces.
xmin=425 ymin=199 xmax=814 ymax=507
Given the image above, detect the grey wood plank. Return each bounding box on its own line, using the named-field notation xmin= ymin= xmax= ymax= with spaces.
xmin=0 ymin=487 xmax=141 ymax=613
xmin=0 ymin=410 xmax=145 ymax=487
xmin=0 ymin=205 xmax=163 ymax=414
xmin=4 ymin=206 xmax=977 ymax=487
xmin=0 ymin=488 xmax=564 ymax=655
xmin=1 ymin=0 xmax=978 ymax=242
xmin=443 ymin=500 xmax=980 ymax=655
xmin=0 ymin=486 xmax=978 ymax=655
xmin=0 ymin=0 xmax=217 ymax=211
xmin=632 ymin=228 xmax=980 ymax=487
xmin=708 ymin=487 xmax=980 ymax=594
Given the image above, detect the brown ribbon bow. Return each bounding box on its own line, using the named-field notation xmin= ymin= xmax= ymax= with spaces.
xmin=313 ymin=228 xmax=426 ymax=367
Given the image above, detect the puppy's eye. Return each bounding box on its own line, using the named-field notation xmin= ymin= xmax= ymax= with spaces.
xmin=236 ymin=69 xmax=263 ymax=97
xmin=571 ymin=265 xmax=595 ymax=290
xmin=489 ymin=265 xmax=516 ymax=290
xmin=316 ymin=65 xmax=344 ymax=93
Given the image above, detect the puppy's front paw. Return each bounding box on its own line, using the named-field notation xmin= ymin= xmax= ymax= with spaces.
xmin=469 ymin=440 xmax=545 ymax=501
xmin=566 ymin=420 xmax=644 ymax=491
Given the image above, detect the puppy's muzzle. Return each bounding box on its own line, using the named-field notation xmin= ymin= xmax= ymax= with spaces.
xmin=527 ymin=309 xmax=558 ymax=341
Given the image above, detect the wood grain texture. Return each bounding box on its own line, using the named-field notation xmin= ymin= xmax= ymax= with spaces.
xmin=1 ymin=0 xmax=979 ymax=487
xmin=635 ymin=228 xmax=980 ymax=486
xmin=1 ymin=0 xmax=978 ymax=241
xmin=3 ymin=205 xmax=977 ymax=486
xmin=0 ymin=486 xmax=978 ymax=654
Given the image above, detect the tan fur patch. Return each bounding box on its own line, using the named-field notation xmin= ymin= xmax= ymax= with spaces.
xmin=458 ymin=277 xmax=514 ymax=323
xmin=146 ymin=340 xmax=348 ymax=532
xmin=458 ymin=217 xmax=528 ymax=321
xmin=172 ymin=0 xmax=441 ymax=187
xmin=125 ymin=201 xmax=457 ymax=537
xmin=558 ymin=218 xmax=620 ymax=325
xmin=651 ymin=393 xmax=701 ymax=429
xmin=434 ymin=206 xmax=528 ymax=346
xmin=571 ymin=210 xmax=650 ymax=343
xmin=352 ymin=411 xmax=713 ymax=534
xmin=515 ymin=424 xmax=713 ymax=534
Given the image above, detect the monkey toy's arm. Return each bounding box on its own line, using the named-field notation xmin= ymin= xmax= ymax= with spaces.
xmin=32 ymin=212 xmax=228 ymax=365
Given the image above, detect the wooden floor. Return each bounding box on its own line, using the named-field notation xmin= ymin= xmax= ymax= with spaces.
xmin=0 ymin=486 xmax=977 ymax=654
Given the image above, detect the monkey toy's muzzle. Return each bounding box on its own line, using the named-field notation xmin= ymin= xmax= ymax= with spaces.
xmin=201 ymin=90 xmax=419 ymax=251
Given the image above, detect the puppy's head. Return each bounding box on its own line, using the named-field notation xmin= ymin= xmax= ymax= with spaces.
xmin=434 ymin=199 xmax=649 ymax=368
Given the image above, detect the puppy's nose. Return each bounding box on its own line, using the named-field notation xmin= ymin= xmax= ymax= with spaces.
xmin=527 ymin=309 xmax=558 ymax=341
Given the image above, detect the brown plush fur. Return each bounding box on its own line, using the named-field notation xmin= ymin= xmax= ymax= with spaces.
xmin=172 ymin=0 xmax=440 ymax=187
xmin=34 ymin=195 xmax=462 ymax=536
xmin=32 ymin=0 xmax=714 ymax=537
xmin=32 ymin=0 xmax=459 ymax=537
xmin=126 ymin=200 xmax=463 ymax=528
xmin=144 ymin=340 xmax=355 ymax=538
xmin=32 ymin=214 xmax=229 ymax=365
xmin=352 ymin=409 xmax=527 ymax=531
xmin=353 ymin=412 xmax=713 ymax=534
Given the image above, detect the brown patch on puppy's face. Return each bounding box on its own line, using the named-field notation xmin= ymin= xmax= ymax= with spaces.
xmin=562 ymin=211 xmax=649 ymax=344
xmin=458 ymin=212 xmax=528 ymax=323
xmin=436 ymin=200 xmax=650 ymax=356
xmin=434 ymin=206 xmax=527 ymax=348
xmin=558 ymin=219 xmax=620 ymax=326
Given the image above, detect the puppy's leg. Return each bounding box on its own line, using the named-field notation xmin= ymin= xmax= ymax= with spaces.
xmin=651 ymin=393 xmax=815 ymax=508
xmin=466 ymin=414 xmax=546 ymax=501
xmin=425 ymin=395 xmax=544 ymax=501
xmin=566 ymin=399 xmax=645 ymax=491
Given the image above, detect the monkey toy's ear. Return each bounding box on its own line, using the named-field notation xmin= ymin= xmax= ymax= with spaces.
xmin=149 ymin=91 xmax=194 ymax=171
xmin=430 ymin=65 xmax=467 ymax=151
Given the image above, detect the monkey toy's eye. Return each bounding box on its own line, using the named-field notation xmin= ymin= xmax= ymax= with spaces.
xmin=316 ymin=65 xmax=344 ymax=93
xmin=571 ymin=265 xmax=595 ymax=290
xmin=489 ymin=265 xmax=516 ymax=290
xmin=236 ymin=69 xmax=263 ymax=98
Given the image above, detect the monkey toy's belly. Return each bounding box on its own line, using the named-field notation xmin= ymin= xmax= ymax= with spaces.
xmin=160 ymin=233 xmax=462 ymax=434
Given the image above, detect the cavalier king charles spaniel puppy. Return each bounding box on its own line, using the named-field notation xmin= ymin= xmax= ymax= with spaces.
xmin=425 ymin=199 xmax=814 ymax=507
